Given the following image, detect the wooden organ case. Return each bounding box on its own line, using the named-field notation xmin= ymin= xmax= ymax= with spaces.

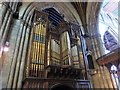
xmin=22 ymin=10 xmax=91 ymax=89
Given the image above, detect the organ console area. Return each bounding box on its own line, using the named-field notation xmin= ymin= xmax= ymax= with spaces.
xmin=23 ymin=9 xmax=91 ymax=89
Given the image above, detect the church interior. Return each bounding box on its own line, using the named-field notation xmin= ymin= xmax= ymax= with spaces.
xmin=0 ymin=0 xmax=120 ymax=89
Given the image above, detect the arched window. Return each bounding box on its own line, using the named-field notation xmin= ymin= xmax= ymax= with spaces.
xmin=87 ymin=55 xmax=94 ymax=69
xmin=103 ymin=30 xmax=118 ymax=51
xmin=110 ymin=65 xmax=120 ymax=89
xmin=98 ymin=1 xmax=119 ymax=54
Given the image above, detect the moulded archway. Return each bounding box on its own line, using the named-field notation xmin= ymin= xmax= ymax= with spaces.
xmin=19 ymin=2 xmax=83 ymax=25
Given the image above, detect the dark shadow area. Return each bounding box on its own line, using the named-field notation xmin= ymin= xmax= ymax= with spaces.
xmin=51 ymin=84 xmax=74 ymax=90
xmin=87 ymin=55 xmax=95 ymax=69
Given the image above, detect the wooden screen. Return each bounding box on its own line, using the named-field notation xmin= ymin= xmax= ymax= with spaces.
xmin=68 ymin=23 xmax=84 ymax=69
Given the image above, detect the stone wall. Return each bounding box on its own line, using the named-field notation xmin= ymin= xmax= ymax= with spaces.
xmin=2 ymin=19 xmax=20 ymax=88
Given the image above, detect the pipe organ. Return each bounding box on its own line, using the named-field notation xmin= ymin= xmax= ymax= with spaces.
xmin=29 ymin=23 xmax=46 ymax=77
xmin=50 ymin=39 xmax=60 ymax=65
xmin=23 ymin=9 xmax=91 ymax=89
xmin=61 ymin=31 xmax=71 ymax=66
xmin=26 ymin=10 xmax=48 ymax=78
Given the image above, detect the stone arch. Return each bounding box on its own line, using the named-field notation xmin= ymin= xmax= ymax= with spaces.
xmin=18 ymin=2 xmax=85 ymax=38
xmin=19 ymin=2 xmax=33 ymax=19
xmin=19 ymin=2 xmax=83 ymax=25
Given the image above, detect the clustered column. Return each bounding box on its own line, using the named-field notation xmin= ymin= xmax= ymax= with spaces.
xmin=86 ymin=7 xmax=115 ymax=88
xmin=0 ymin=2 xmax=18 ymax=48
xmin=7 ymin=3 xmax=34 ymax=89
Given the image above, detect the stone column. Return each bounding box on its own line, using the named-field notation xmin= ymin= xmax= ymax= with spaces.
xmin=2 ymin=20 xmax=20 ymax=89
xmin=17 ymin=14 xmax=33 ymax=89
xmin=0 ymin=10 xmax=11 ymax=42
xmin=7 ymin=21 xmax=24 ymax=88
xmin=0 ymin=2 xmax=9 ymax=27
xmin=81 ymin=37 xmax=89 ymax=79
xmin=0 ymin=71 xmax=2 ymax=90
xmin=9 ymin=2 xmax=13 ymax=8
xmin=12 ymin=20 xmax=27 ymax=89
xmin=7 ymin=4 xmax=33 ymax=88
xmin=103 ymin=66 xmax=114 ymax=88
xmin=87 ymin=16 xmax=109 ymax=88
xmin=0 ymin=12 xmax=12 ymax=46
xmin=0 ymin=2 xmax=17 ymax=47
xmin=12 ymin=6 xmax=34 ymax=88
xmin=0 ymin=5 xmax=13 ymax=87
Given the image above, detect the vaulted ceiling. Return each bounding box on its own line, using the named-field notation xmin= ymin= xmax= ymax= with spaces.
xmin=19 ymin=1 xmax=102 ymax=34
